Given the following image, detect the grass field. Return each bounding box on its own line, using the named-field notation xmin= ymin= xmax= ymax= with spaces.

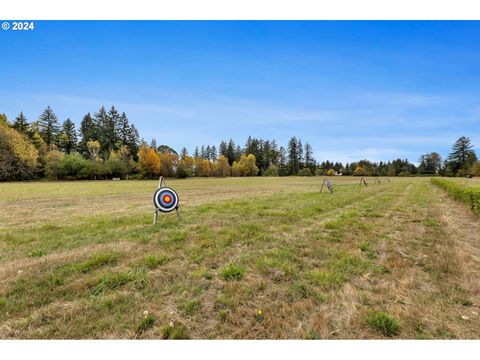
xmin=1 ymin=177 xmax=480 ymax=339
xmin=448 ymin=177 xmax=480 ymax=189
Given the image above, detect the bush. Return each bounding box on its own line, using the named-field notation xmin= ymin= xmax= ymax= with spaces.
xmin=431 ymin=178 xmax=480 ymax=215
xmin=59 ymin=153 xmax=89 ymax=180
xmin=315 ymin=168 xmax=326 ymax=176
xmin=175 ymin=163 xmax=191 ymax=178
xmin=327 ymin=169 xmax=335 ymax=176
xmin=297 ymin=168 xmax=313 ymax=176
xmin=470 ymin=162 xmax=480 ymax=177
xmin=263 ymin=164 xmax=279 ymax=176
xmin=365 ymin=311 xmax=400 ymax=336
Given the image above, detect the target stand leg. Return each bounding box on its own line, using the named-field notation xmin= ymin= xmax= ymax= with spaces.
xmin=320 ymin=177 xmax=326 ymax=193
xmin=175 ymin=208 xmax=181 ymax=222
xmin=153 ymin=210 xmax=159 ymax=225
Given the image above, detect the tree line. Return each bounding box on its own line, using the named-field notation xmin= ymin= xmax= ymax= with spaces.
xmin=0 ymin=107 xmax=478 ymax=181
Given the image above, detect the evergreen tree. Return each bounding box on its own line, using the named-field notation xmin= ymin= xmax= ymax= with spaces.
xmin=304 ymin=142 xmax=315 ymax=171
xmin=180 ymin=147 xmax=188 ymax=160
xmin=193 ymin=146 xmax=200 ymax=158
xmin=78 ymin=113 xmax=97 ymax=157
xmin=107 ymin=105 xmax=121 ymax=152
xmin=151 ymin=138 xmax=157 ymax=149
xmin=287 ymin=136 xmax=301 ymax=175
xmin=235 ymin=145 xmax=243 ymax=162
xmin=93 ymin=106 xmax=109 ymax=157
xmin=60 ymin=118 xmax=77 ymax=154
xmin=446 ymin=136 xmax=477 ymax=175
xmin=298 ymin=139 xmax=303 ymax=168
xmin=126 ymin=123 xmax=140 ymax=159
xmin=38 ymin=106 xmax=61 ymax=148
xmin=219 ymin=141 xmax=227 ymax=157
xmin=94 ymin=106 xmax=120 ymax=158
xmin=278 ymin=146 xmax=288 ymax=176
xmin=226 ymin=139 xmax=236 ymax=165
xmin=118 ymin=112 xmax=130 ymax=145
xmin=12 ymin=112 xmax=30 ymax=135
xmin=211 ymin=145 xmax=217 ymax=161
xmin=244 ymin=137 xmax=264 ymax=174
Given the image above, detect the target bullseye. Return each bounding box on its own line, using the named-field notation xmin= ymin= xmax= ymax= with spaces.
xmin=153 ymin=187 xmax=179 ymax=212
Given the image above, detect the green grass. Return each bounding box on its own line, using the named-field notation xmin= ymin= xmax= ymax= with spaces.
xmin=71 ymin=252 xmax=120 ymax=273
xmin=220 ymin=264 xmax=245 ymax=281
xmin=365 ymin=311 xmax=401 ymax=337
xmin=161 ymin=322 xmax=191 ymax=339
xmin=142 ymin=254 xmax=167 ymax=269
xmin=136 ymin=315 xmax=156 ymax=337
xmin=1 ymin=177 xmax=478 ymax=339
xmin=28 ymin=248 xmax=46 ymax=257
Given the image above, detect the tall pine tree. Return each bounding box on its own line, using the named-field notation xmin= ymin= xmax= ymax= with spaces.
xmin=38 ymin=106 xmax=61 ymax=149
xmin=288 ymin=136 xmax=301 ymax=175
xmin=60 ymin=118 xmax=77 ymax=154
xmin=12 ymin=112 xmax=30 ymax=135
xmin=446 ymin=136 xmax=477 ymax=175
xmin=78 ymin=113 xmax=97 ymax=157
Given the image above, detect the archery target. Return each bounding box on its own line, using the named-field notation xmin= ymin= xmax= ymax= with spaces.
xmin=153 ymin=187 xmax=179 ymax=212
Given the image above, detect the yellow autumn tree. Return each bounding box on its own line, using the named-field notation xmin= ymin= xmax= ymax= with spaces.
xmin=215 ymin=155 xmax=231 ymax=177
xmin=138 ymin=145 xmax=161 ymax=178
xmin=202 ymin=159 xmax=212 ymax=177
xmin=159 ymin=152 xmax=177 ymax=177
xmin=0 ymin=125 xmax=39 ymax=180
xmin=231 ymin=161 xmax=241 ymax=177
xmin=194 ymin=157 xmax=204 ymax=176
xmin=354 ymin=166 xmax=368 ymax=176
xmin=238 ymin=154 xmax=259 ymax=176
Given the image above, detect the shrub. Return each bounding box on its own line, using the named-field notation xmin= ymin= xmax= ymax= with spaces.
xmin=315 ymin=168 xmax=326 ymax=176
xmin=431 ymin=178 xmax=480 ymax=215
xmin=327 ymin=169 xmax=335 ymax=176
xmin=59 ymin=152 xmax=89 ymax=180
xmin=365 ymin=311 xmax=400 ymax=336
xmin=297 ymin=168 xmax=313 ymax=176
xmin=263 ymin=164 xmax=279 ymax=176
xmin=175 ymin=163 xmax=190 ymax=178
xmin=470 ymin=162 xmax=480 ymax=176
xmin=220 ymin=264 xmax=245 ymax=281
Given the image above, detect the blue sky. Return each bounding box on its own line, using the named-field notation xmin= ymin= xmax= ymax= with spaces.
xmin=1 ymin=21 xmax=479 ymax=164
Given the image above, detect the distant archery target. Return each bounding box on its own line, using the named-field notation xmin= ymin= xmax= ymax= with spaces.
xmin=153 ymin=187 xmax=179 ymax=212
